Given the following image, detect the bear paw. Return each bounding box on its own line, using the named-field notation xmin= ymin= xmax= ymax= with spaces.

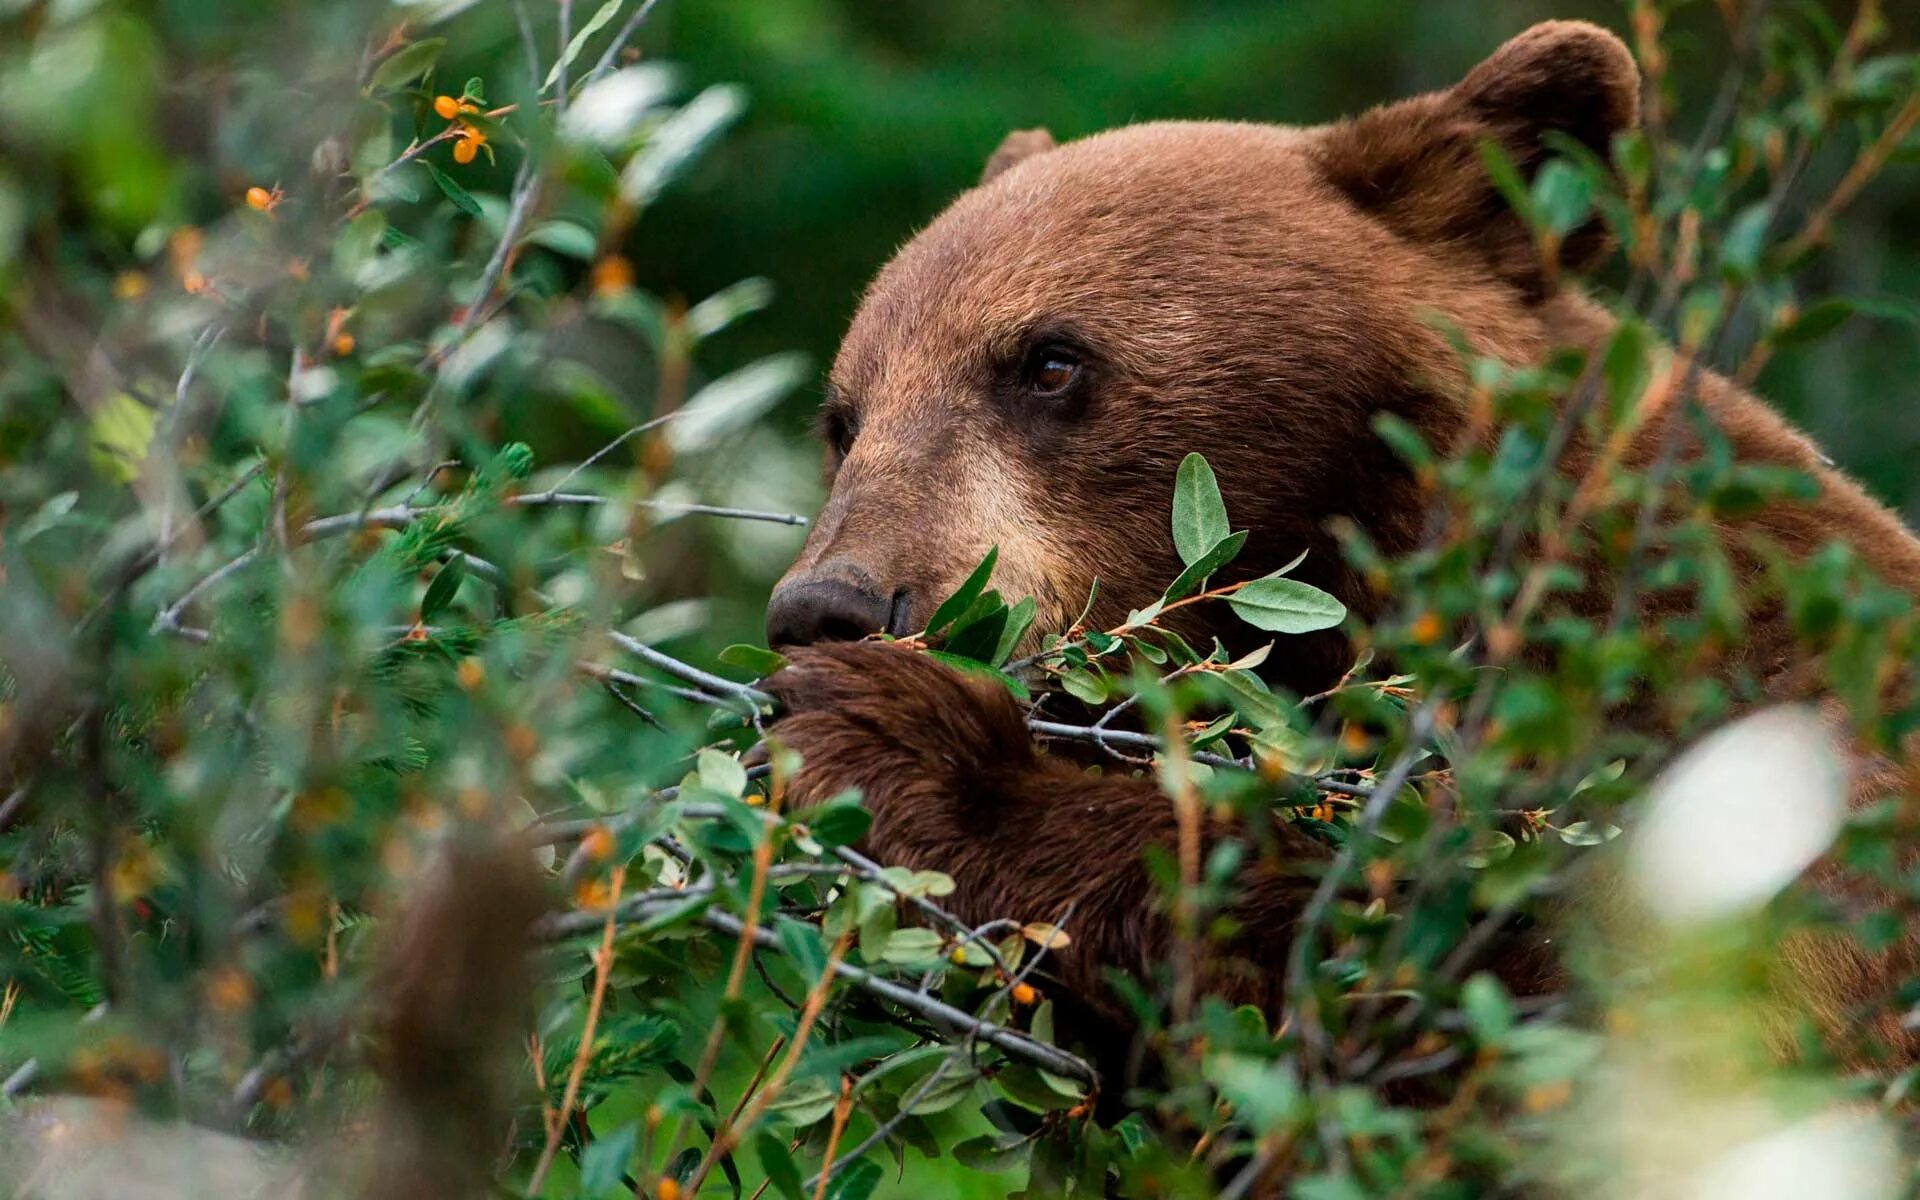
xmin=761 ymin=641 xmax=1038 ymax=864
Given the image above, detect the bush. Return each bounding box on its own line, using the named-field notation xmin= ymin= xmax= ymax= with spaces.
xmin=1 ymin=2 xmax=1918 ymax=1198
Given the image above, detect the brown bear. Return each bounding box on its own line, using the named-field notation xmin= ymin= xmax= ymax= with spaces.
xmin=760 ymin=22 xmax=1920 ymax=1061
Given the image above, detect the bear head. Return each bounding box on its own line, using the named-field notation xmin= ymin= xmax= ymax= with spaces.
xmin=766 ymin=21 xmax=1640 ymax=694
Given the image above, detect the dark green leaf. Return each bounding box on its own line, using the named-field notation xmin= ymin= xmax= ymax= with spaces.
xmin=925 ymin=546 xmax=997 ymax=636
xmin=1162 ymin=530 xmax=1247 ymax=601
xmin=805 ymin=801 xmax=871 ymax=848
xmin=824 ymin=1159 xmax=882 ymax=1200
xmin=425 ymin=161 xmax=482 ymax=217
xmin=952 ymin=1134 xmax=1032 ymax=1173
xmin=756 ymin=1132 xmax=805 ymax=1200
xmin=420 ymin=556 xmax=466 ymax=620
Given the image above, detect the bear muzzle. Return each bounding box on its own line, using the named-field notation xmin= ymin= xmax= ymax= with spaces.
xmin=765 ymin=573 xmax=913 ymax=647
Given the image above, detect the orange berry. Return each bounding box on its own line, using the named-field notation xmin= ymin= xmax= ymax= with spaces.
xmin=112 ymin=270 xmax=147 ymax=300
xmin=591 ymin=255 xmax=634 ymax=296
xmin=1409 ymin=611 xmax=1443 ymax=646
xmin=245 ymin=186 xmax=274 ymax=211
xmin=332 ymin=332 xmax=355 ymax=357
xmin=456 ymin=657 xmax=484 ymax=691
xmin=433 ymin=94 xmax=461 ymax=120
xmin=181 ymin=269 xmax=209 ymax=295
xmin=581 ymin=825 xmax=615 ymax=862
xmin=1010 ymin=982 xmax=1038 ymax=1006
xmin=656 ymin=1180 xmax=682 ymax=1200
xmin=452 ymin=136 xmax=477 ymax=165
xmin=504 ymin=723 xmax=538 ymax=761
xmin=205 ymin=966 xmax=253 ymax=1014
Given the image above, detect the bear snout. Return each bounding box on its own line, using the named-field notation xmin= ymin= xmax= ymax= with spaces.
xmin=765 ymin=574 xmax=909 ymax=647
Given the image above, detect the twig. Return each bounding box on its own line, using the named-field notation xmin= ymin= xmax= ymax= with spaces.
xmin=681 ymin=932 xmax=852 ymax=1196
xmin=809 ymin=1076 xmax=855 ymax=1200
xmin=587 ymin=0 xmax=668 ymax=83
xmin=528 ymin=866 xmax=625 ymax=1195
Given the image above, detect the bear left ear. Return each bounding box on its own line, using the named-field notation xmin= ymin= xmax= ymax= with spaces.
xmin=1316 ymin=21 xmax=1640 ymax=292
xmin=981 ymin=128 xmax=1056 ymax=184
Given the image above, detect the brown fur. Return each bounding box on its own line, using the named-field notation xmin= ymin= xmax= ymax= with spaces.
xmin=767 ymin=22 xmax=1920 ymax=1067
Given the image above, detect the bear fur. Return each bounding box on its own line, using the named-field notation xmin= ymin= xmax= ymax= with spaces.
xmin=762 ymin=21 xmax=1920 ymax=1073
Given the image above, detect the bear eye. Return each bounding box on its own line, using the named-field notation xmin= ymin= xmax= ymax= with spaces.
xmin=818 ymin=405 xmax=858 ymax=460
xmin=1023 ymin=345 xmax=1084 ymax=399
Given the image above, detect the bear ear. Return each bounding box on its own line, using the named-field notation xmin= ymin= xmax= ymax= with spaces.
xmin=1456 ymin=21 xmax=1640 ymax=165
xmin=981 ymin=128 xmax=1056 ymax=184
xmin=1315 ymin=21 xmax=1640 ymax=292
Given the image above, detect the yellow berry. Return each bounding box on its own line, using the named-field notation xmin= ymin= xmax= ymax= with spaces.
xmin=452 ymin=136 xmax=477 ymax=165
xmin=433 ymin=95 xmax=461 ymax=120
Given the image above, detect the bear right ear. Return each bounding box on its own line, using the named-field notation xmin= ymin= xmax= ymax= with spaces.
xmin=1315 ymin=21 xmax=1640 ymax=292
xmin=980 ymin=128 xmax=1056 ymax=184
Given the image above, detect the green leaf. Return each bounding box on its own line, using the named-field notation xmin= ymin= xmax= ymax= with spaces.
xmin=943 ymin=591 xmax=1009 ymax=662
xmin=925 ymin=547 xmax=997 ymax=636
xmin=523 ymin=219 xmax=599 ymax=261
xmin=424 ymin=161 xmax=482 ymax=217
xmin=994 ymin=1063 xmax=1082 ymax=1111
xmin=952 ymin=1134 xmax=1032 ymax=1173
xmin=1461 ymin=972 xmax=1515 ymax=1044
xmin=756 ymin=1131 xmax=805 ymax=1200
xmin=419 ymin=556 xmax=467 ymax=620
xmin=719 ymin=643 xmax=788 ymax=678
xmin=578 ymin=1122 xmax=637 ymax=1195
xmin=688 ymin=277 xmax=775 ymax=340
xmin=88 ymin=393 xmax=156 ymax=484
xmin=902 ymin=1062 xmax=979 ymax=1114
xmin=1476 ymin=138 xmax=1534 ymax=222
xmin=542 ymin=0 xmax=627 ymax=92
xmin=824 ymin=1159 xmax=882 ymax=1200
xmin=365 ymin=38 xmax=446 ymax=92
xmin=805 ymin=801 xmax=871 ymax=848
xmin=621 ymin=84 xmax=747 ymax=208
xmin=1530 ymin=158 xmax=1593 ymax=236
xmin=1719 ymin=202 xmax=1773 ymax=281
xmin=1162 ymin=530 xmax=1247 ymax=601
xmin=666 ymin=352 xmax=809 ymax=453
xmin=880 ymin=928 xmax=945 ymax=964
xmin=1215 ymin=669 xmax=1286 ymax=729
xmin=1171 ymin=452 xmax=1230 ymax=566
xmin=991 ymin=595 xmax=1036 ymax=666
xmin=1059 ymin=668 xmax=1108 ymax=705
xmin=696 ymin=748 xmax=747 ymax=798
xmin=1227 ymin=576 xmax=1347 ymax=634
xmin=1602 ymin=318 xmax=1651 ymax=421
xmin=764 ymin=1077 xmax=838 ymax=1125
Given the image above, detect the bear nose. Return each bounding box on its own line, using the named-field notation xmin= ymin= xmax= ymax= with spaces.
xmin=765 ymin=578 xmax=895 ymax=647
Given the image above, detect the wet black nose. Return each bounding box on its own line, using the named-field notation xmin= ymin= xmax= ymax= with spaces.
xmin=765 ymin=578 xmax=892 ymax=647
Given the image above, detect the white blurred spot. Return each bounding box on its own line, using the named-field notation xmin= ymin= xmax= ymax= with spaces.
xmin=1690 ymin=1111 xmax=1899 ymax=1200
xmin=560 ymin=65 xmax=680 ymax=147
xmin=1628 ymin=705 xmax=1845 ymax=925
